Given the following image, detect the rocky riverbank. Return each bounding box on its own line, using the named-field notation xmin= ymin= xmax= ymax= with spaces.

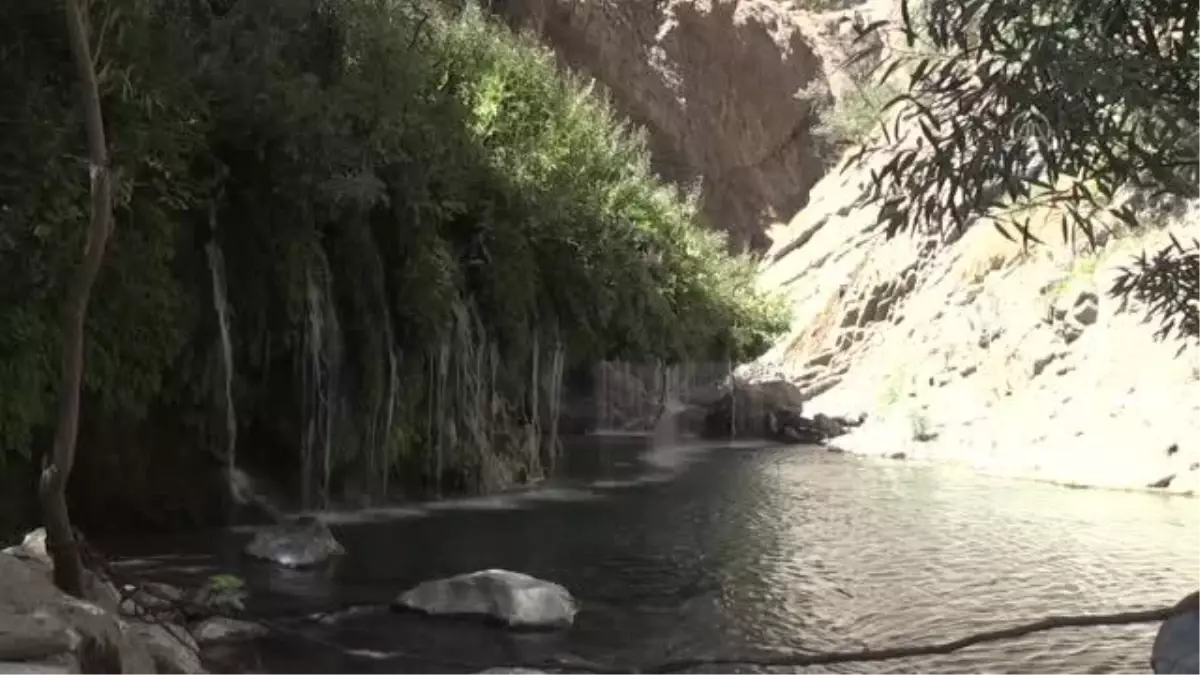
xmin=748 ymin=165 xmax=1199 ymax=495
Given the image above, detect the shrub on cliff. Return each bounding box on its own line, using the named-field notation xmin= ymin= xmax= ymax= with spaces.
xmin=0 ymin=0 xmax=787 ymax=510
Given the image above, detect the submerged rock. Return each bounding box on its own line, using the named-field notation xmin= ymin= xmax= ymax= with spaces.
xmin=190 ymin=617 xmax=268 ymax=644
xmin=394 ymin=569 xmax=577 ymax=629
xmin=244 ymin=516 xmax=345 ymax=567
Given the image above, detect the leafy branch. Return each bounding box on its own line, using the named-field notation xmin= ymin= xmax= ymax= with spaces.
xmin=841 ymin=0 xmax=1199 ymax=338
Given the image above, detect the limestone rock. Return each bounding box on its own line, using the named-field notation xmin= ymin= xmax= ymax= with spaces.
xmin=394 ymin=569 xmax=577 ymax=629
xmin=0 ymin=552 xmax=159 ymax=673
xmin=244 ymin=516 xmax=344 ymax=568
xmin=494 ymin=0 xmax=834 ymax=248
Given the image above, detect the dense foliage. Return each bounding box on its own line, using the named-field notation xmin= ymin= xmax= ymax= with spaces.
xmin=0 ymin=0 xmax=788 ymax=523
xmin=847 ymin=0 xmax=1198 ymax=338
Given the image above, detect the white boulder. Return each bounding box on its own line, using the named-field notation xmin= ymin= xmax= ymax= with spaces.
xmin=394 ymin=569 xmax=577 ymax=629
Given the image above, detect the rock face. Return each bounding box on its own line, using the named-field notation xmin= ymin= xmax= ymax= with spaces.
xmin=244 ymin=516 xmax=345 ymax=567
xmin=683 ymin=377 xmax=861 ymax=444
xmin=394 ymin=569 xmax=578 ymax=629
xmin=494 ymin=0 xmax=840 ymax=249
xmin=752 ymin=125 xmax=1200 ymax=492
xmin=0 ymin=551 xmax=169 ymax=673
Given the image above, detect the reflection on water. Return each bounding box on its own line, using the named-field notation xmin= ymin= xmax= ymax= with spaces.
xmin=107 ymin=438 xmax=1199 ymax=674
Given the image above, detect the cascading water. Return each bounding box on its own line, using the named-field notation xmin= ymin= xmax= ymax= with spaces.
xmin=300 ymin=261 xmax=344 ymax=510
xmin=205 ymin=226 xmax=238 ymax=501
xmin=544 ymin=338 xmax=565 ymax=472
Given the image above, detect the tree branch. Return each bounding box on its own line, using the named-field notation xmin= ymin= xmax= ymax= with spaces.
xmin=41 ymin=0 xmax=115 ymax=600
xmin=231 ymin=598 xmax=1180 ymax=667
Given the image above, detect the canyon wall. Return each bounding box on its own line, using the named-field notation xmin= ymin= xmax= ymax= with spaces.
xmin=493 ymin=0 xmax=892 ymax=249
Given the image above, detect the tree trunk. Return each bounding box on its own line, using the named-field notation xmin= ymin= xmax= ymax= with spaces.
xmin=40 ymin=0 xmax=115 ymax=599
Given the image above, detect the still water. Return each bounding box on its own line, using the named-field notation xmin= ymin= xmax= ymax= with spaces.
xmin=108 ymin=437 xmax=1200 ymax=673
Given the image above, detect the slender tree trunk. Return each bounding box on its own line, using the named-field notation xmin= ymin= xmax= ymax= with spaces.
xmin=40 ymin=0 xmax=115 ymax=599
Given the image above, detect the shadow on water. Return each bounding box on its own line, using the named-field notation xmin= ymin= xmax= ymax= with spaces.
xmin=101 ymin=432 xmax=1200 ymax=674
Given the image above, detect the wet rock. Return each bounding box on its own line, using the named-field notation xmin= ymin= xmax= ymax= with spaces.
xmin=394 ymin=569 xmax=577 ymax=629
xmin=121 ymin=582 xmax=187 ymax=623
xmin=1152 ymin=593 xmax=1199 ymax=674
xmin=770 ymin=410 xmax=864 ymax=445
xmin=0 ymin=552 xmax=158 ymax=673
xmin=700 ymin=378 xmax=807 ymax=439
xmin=0 ymin=612 xmax=76 ymax=663
xmin=125 ymin=622 xmax=203 ymax=674
xmin=245 ymin=516 xmax=344 ymax=567
xmin=190 ymin=617 xmax=268 ymax=644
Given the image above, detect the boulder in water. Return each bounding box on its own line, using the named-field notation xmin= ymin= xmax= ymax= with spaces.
xmin=393 ymin=569 xmax=577 ymax=629
xmin=697 ymin=378 xmax=864 ymax=444
xmin=1152 ymin=592 xmax=1199 ymax=674
xmin=700 ymin=378 xmax=806 ymax=439
xmin=244 ymin=516 xmax=344 ymax=567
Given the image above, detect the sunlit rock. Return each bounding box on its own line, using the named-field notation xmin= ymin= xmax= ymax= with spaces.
xmin=394 ymin=569 xmax=577 ymax=629
xmin=244 ymin=516 xmax=344 ymax=568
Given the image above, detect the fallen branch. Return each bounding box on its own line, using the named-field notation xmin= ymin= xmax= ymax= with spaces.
xmin=643 ymin=605 xmax=1176 ymax=672
xmin=229 ymin=600 xmax=1185 ymax=667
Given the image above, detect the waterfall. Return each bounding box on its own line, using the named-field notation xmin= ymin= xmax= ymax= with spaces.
xmin=529 ymin=326 xmax=541 ymax=472
xmin=435 ymin=341 xmax=450 ymax=497
xmin=544 ymin=337 xmax=565 ymax=472
xmin=205 ymin=230 xmax=237 ymax=492
xmin=300 ymin=262 xmax=343 ymax=510
xmin=381 ymin=321 xmax=399 ymax=498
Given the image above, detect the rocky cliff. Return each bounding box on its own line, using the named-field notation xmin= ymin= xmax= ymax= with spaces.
xmin=499 ymin=0 xmax=1198 ymax=494
xmin=492 ymin=0 xmax=894 ymax=249
xmin=749 ymin=159 xmax=1200 ymax=494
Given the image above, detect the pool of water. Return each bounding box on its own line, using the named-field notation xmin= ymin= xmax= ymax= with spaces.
xmin=104 ymin=437 xmax=1200 ymax=673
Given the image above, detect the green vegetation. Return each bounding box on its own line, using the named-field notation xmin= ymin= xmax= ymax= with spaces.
xmin=848 ymin=0 xmax=1198 ymax=339
xmin=0 ymin=0 xmax=788 ymax=525
xmin=812 ymin=81 xmax=904 ymax=158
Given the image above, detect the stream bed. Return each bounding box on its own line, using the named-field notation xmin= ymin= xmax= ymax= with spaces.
xmin=103 ymin=436 xmax=1200 ymax=673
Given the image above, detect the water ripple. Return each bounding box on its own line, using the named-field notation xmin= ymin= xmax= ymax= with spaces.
xmin=111 ymin=442 xmax=1198 ymax=674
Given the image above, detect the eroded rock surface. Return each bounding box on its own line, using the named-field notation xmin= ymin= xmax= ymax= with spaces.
xmin=751 ymin=128 xmax=1200 ymax=493
xmin=0 ymin=551 xmax=171 ymax=673
xmin=394 ymin=569 xmax=577 ymax=629
xmin=495 ymin=0 xmax=850 ymax=248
